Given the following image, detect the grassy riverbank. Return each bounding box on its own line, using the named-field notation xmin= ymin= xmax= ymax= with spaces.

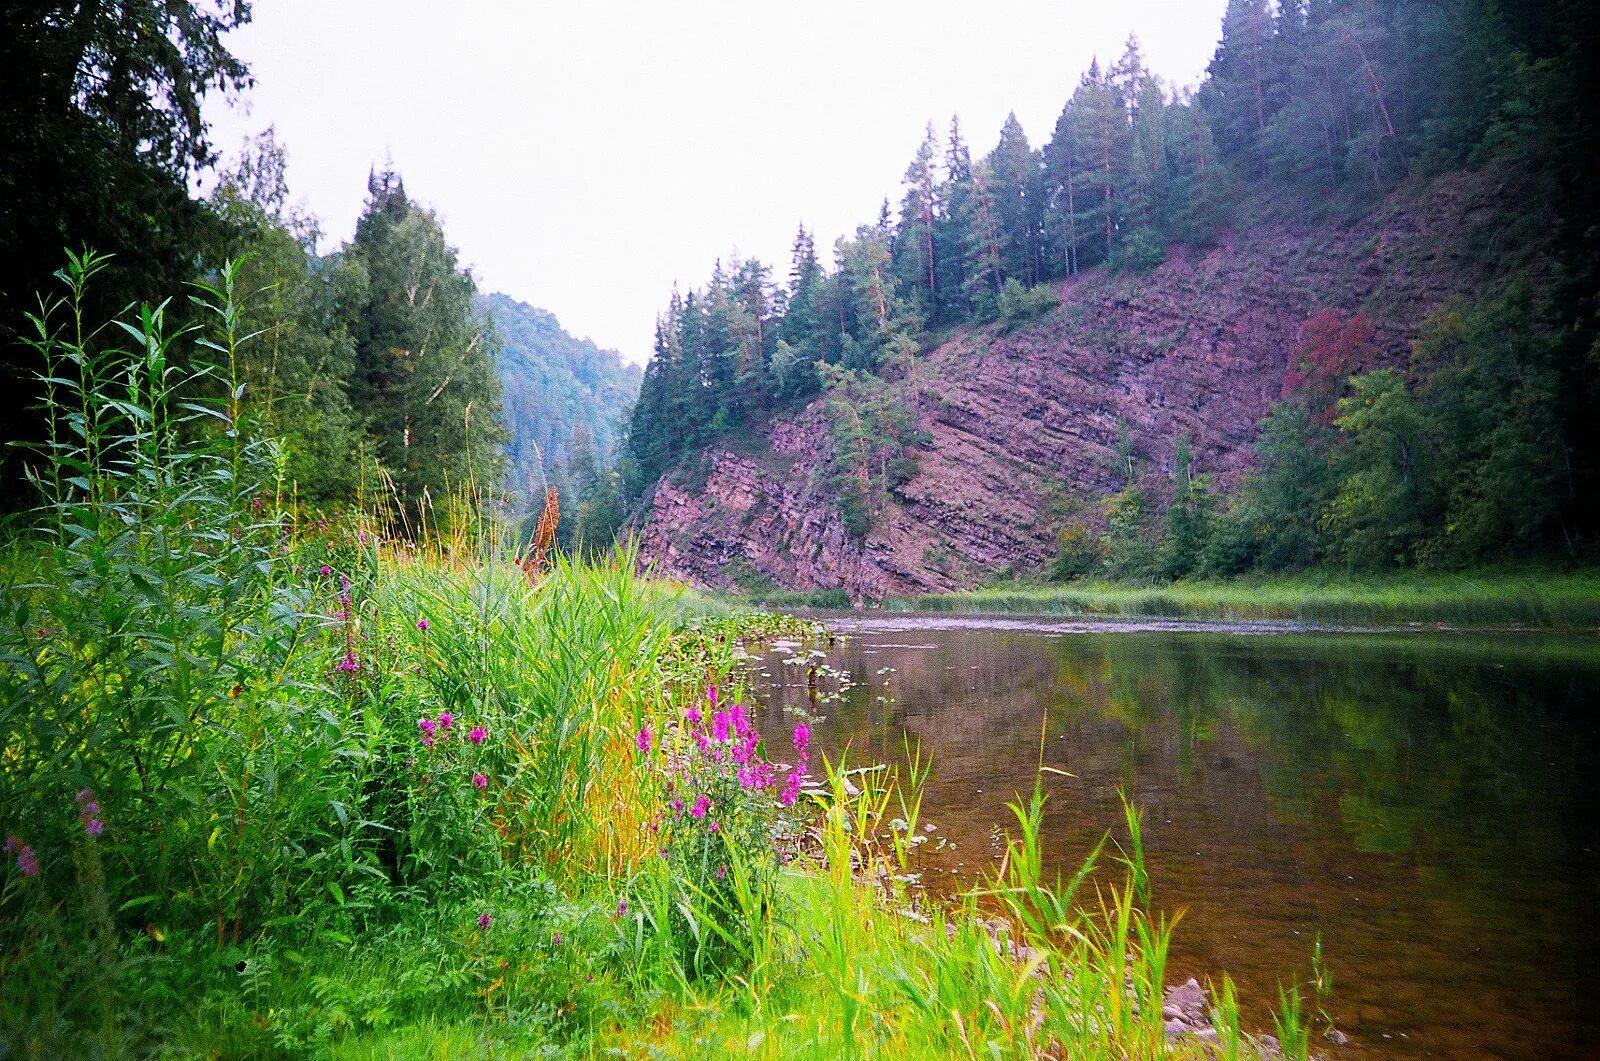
xmin=4 ymin=528 xmax=1310 ymax=1058
xmin=881 ymin=570 xmax=1600 ymax=628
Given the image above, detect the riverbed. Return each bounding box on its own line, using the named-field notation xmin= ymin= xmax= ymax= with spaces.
xmin=749 ymin=615 xmax=1600 ymax=1059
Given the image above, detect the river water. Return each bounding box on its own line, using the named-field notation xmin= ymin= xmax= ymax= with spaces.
xmin=748 ymin=615 xmax=1600 ymax=1059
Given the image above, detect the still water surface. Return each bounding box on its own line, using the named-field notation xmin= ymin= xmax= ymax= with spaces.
xmin=749 ymin=615 xmax=1600 ymax=1059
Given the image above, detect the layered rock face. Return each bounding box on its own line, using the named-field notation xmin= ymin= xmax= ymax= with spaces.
xmin=637 ymin=173 xmax=1511 ymax=598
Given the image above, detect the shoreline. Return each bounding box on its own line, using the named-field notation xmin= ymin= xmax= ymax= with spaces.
xmin=733 ymin=570 xmax=1600 ymax=630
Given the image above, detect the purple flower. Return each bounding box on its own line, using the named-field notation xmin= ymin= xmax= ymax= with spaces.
xmin=468 ymin=726 xmax=486 ymax=745
xmin=715 ymin=863 xmax=727 ymax=880
xmin=76 ymin=789 xmax=103 ymax=835
xmin=422 ymin=736 xmax=435 ymax=748
xmin=472 ymin=772 xmax=487 ymax=790
xmin=685 ymin=705 xmax=702 ymax=725
xmin=708 ymin=820 xmax=720 ymax=833
xmin=779 ymin=771 xmax=803 ymax=807
xmin=793 ymin=723 xmax=810 ymax=755
xmin=437 ymin=711 xmax=452 ymax=731
xmin=551 ymin=932 xmax=563 ymax=946
xmin=5 ymin=837 xmax=37 ymax=878
xmin=689 ymin=795 xmax=710 ymax=819
xmin=419 ymin=718 xmax=436 ymax=737
xmin=477 ymin=912 xmax=492 ymax=929
xmin=616 ymin=898 xmax=628 ymax=917
xmin=319 ymin=564 xmax=331 ymax=576
xmin=417 ymin=617 xmax=430 ymax=631
xmin=636 ymin=724 xmax=652 ymax=753
xmin=711 ymin=711 xmax=731 ymax=743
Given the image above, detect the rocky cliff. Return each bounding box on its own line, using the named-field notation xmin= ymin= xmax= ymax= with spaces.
xmin=636 ymin=172 xmax=1522 ymax=598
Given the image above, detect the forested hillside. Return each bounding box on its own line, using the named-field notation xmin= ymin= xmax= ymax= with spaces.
xmin=489 ymin=293 xmax=641 ymax=546
xmin=625 ymin=0 xmax=1599 ymax=593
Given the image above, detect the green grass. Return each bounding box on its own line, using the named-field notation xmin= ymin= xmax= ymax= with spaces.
xmin=883 ymin=569 xmax=1600 ymax=628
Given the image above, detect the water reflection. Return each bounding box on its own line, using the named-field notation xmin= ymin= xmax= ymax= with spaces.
xmin=750 ymin=622 xmax=1600 ymax=1060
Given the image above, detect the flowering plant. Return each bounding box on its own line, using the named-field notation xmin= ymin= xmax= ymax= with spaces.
xmin=636 ymin=685 xmax=808 ymax=972
xmin=401 ymin=709 xmax=501 ymax=891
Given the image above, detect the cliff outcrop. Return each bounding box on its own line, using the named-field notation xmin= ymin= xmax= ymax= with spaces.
xmin=636 ymin=173 xmax=1520 ymax=598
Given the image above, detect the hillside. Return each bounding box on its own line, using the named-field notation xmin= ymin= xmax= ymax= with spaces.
xmin=634 ymin=170 xmax=1532 ymax=599
xmin=487 ymin=293 xmax=642 ymax=510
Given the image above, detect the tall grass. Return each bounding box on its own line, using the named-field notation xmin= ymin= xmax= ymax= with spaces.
xmin=885 ymin=570 xmax=1600 ymax=628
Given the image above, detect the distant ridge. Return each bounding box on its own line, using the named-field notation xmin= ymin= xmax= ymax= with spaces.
xmin=484 ymin=292 xmax=641 ymax=511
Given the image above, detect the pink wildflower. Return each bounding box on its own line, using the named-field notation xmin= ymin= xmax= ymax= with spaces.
xmin=76 ymin=788 xmax=103 ymax=835
xmin=552 ymin=932 xmax=563 ymax=945
xmin=708 ymin=820 xmax=720 ymax=833
xmin=419 ymin=718 xmax=436 ymax=737
xmin=712 ymin=711 xmax=731 ymax=743
xmin=616 ymin=897 xmax=628 ymax=917
xmin=689 ymin=795 xmax=710 ymax=819
xmin=715 ymin=864 xmax=727 ymax=880
xmin=793 ymin=723 xmax=810 ymax=756
xmin=685 ymin=705 xmax=702 ymax=725
xmin=422 ymin=736 xmax=435 ymax=748
xmin=5 ymin=837 xmax=38 ymax=878
xmin=779 ymin=771 xmax=802 ymax=807
xmin=417 ymin=617 xmax=430 ymax=631
xmin=477 ymin=912 xmax=492 ymax=929
xmin=319 ymin=564 xmax=331 ymax=576
xmin=472 ymin=772 xmax=488 ymax=790
xmin=468 ymin=726 xmax=486 ymax=745
xmin=636 ymin=724 xmax=652 ymax=753
xmin=437 ymin=711 xmax=453 ymax=731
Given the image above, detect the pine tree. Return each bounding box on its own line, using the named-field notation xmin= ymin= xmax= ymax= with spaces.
xmin=986 ymin=113 xmax=1044 ymax=284
xmin=893 ymin=124 xmax=942 ymax=321
xmin=960 ymin=161 xmax=1005 ymax=313
xmin=1202 ymin=0 xmax=1275 ymax=176
xmin=1069 ymin=61 xmax=1131 ymax=266
xmin=1043 ymin=99 xmax=1084 ymax=277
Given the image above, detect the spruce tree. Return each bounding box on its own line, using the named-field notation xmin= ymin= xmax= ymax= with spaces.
xmin=342 ymin=166 xmax=506 ymax=521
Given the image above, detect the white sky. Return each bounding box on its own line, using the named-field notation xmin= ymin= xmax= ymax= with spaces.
xmin=203 ymin=0 xmax=1227 ymax=365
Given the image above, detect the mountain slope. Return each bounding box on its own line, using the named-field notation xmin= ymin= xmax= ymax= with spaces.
xmin=634 ymin=170 xmax=1530 ymax=598
xmin=487 ymin=293 xmax=641 ymax=509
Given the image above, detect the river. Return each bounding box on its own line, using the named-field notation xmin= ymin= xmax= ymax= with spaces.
xmin=749 ymin=615 xmax=1600 ymax=1059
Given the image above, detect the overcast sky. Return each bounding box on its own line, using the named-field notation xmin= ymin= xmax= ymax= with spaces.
xmin=203 ymin=0 xmax=1227 ymax=365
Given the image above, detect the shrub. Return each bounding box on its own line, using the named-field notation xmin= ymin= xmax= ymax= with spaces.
xmin=997 ymin=277 xmax=1061 ymax=329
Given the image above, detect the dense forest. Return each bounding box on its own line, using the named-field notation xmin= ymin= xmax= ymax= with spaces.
xmin=626 ymin=0 xmax=1599 ymax=575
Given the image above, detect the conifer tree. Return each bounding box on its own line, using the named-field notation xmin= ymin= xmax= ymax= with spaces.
xmin=893 ymin=124 xmax=942 ymax=321
xmin=342 ymin=167 xmax=506 ymax=520
xmin=986 ymin=113 xmax=1044 ymax=285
